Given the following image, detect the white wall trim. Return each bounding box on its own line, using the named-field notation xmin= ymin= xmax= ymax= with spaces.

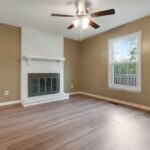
xmin=1 ymin=91 xmax=149 ymax=111
xmin=0 ymin=100 xmax=21 ymax=106
xmin=69 ymin=91 xmax=81 ymax=96
xmin=69 ymin=91 xmax=150 ymax=111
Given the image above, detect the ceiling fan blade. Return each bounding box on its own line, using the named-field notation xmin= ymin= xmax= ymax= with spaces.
xmin=89 ymin=20 xmax=100 ymax=29
xmin=51 ymin=13 xmax=74 ymax=17
xmin=67 ymin=24 xmax=74 ymax=29
xmin=91 ymin=9 xmax=115 ymax=17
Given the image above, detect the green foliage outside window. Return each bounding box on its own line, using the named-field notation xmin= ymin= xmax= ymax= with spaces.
xmin=114 ymin=41 xmax=137 ymax=75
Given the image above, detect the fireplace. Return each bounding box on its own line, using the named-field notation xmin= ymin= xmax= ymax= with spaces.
xmin=28 ymin=73 xmax=60 ymax=97
xmin=21 ymin=27 xmax=69 ymax=106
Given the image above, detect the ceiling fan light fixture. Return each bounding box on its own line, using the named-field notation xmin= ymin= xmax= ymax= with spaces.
xmin=73 ymin=19 xmax=80 ymax=27
xmin=82 ymin=17 xmax=90 ymax=29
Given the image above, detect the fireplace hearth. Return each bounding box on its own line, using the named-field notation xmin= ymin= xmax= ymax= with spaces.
xmin=28 ymin=73 xmax=60 ymax=97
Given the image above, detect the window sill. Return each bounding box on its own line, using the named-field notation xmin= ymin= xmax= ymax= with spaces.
xmin=108 ymin=85 xmax=142 ymax=93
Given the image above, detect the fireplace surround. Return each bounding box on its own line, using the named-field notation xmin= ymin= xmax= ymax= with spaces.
xmin=21 ymin=27 xmax=69 ymax=106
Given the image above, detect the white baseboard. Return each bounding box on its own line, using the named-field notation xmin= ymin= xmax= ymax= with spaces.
xmin=69 ymin=91 xmax=150 ymax=111
xmin=0 ymin=100 xmax=20 ymax=106
xmin=1 ymin=92 xmax=149 ymax=111
xmin=69 ymin=91 xmax=81 ymax=96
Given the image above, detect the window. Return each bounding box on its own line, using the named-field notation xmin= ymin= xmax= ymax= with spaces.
xmin=108 ymin=31 xmax=141 ymax=92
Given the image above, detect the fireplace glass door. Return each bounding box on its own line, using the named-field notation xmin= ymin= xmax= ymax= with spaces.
xmin=28 ymin=73 xmax=60 ymax=97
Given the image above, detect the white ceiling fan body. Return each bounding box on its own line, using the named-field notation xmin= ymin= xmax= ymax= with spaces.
xmin=76 ymin=0 xmax=87 ymax=16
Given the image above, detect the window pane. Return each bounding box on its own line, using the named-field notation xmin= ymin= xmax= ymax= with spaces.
xmin=113 ymin=39 xmax=138 ymax=63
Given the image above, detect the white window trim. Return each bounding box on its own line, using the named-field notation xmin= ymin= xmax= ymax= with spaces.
xmin=108 ymin=31 xmax=142 ymax=93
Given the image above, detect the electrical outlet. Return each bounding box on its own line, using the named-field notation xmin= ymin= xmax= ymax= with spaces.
xmin=4 ymin=90 xmax=9 ymax=96
xmin=71 ymin=84 xmax=74 ymax=89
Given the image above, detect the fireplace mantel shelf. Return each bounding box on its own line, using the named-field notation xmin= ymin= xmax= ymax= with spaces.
xmin=22 ymin=55 xmax=65 ymax=65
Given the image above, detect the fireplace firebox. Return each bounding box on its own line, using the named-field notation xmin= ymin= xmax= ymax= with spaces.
xmin=28 ymin=73 xmax=60 ymax=97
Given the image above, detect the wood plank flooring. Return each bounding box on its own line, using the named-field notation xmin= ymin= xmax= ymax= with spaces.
xmin=0 ymin=95 xmax=150 ymax=150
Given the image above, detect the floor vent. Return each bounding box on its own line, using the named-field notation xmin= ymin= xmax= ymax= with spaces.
xmin=109 ymin=102 xmax=119 ymax=105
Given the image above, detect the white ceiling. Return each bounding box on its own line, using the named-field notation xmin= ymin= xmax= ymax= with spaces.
xmin=0 ymin=0 xmax=149 ymax=41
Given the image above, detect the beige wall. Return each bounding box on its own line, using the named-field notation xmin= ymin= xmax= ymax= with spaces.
xmin=64 ymin=38 xmax=81 ymax=93
xmin=80 ymin=16 xmax=150 ymax=106
xmin=0 ymin=24 xmax=21 ymax=102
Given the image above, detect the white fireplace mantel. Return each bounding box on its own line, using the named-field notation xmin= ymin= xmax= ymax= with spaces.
xmin=22 ymin=55 xmax=65 ymax=65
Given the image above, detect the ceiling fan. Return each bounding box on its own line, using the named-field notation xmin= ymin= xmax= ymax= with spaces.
xmin=51 ymin=0 xmax=115 ymax=30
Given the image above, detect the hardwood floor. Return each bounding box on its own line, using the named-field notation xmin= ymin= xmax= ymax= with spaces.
xmin=0 ymin=95 xmax=150 ymax=150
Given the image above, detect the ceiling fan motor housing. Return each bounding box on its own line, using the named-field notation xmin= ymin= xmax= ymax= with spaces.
xmin=76 ymin=9 xmax=89 ymax=17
